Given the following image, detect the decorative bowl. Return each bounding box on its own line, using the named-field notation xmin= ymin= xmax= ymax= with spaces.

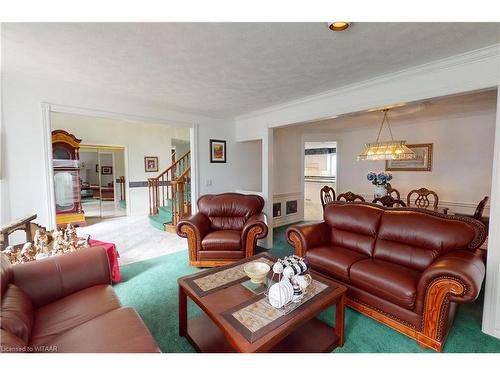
xmin=244 ymin=262 xmax=271 ymax=284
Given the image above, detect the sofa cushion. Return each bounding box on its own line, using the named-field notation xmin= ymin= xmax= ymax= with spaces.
xmin=324 ymin=204 xmax=383 ymax=256
xmin=202 ymin=230 xmax=241 ymax=250
xmin=198 ymin=193 xmax=265 ymax=231
xmin=305 ymin=246 xmax=368 ymax=282
xmin=29 ymin=285 xmax=121 ymax=346
xmin=36 ymin=307 xmax=161 ymax=353
xmin=0 ymin=284 xmax=34 ymax=343
xmin=374 ymin=210 xmax=477 ymax=271
xmin=350 ymin=259 xmax=420 ymax=310
xmin=1 ymin=328 xmax=27 ymax=352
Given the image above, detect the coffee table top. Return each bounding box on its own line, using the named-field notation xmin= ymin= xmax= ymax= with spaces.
xmin=178 ymin=252 xmax=347 ymax=352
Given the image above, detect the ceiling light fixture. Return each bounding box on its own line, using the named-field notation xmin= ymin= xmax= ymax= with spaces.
xmin=328 ymin=22 xmax=350 ymax=31
xmin=357 ymin=109 xmax=416 ymax=161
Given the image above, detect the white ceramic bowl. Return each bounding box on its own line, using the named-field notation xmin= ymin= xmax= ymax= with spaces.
xmin=244 ymin=262 xmax=271 ymax=284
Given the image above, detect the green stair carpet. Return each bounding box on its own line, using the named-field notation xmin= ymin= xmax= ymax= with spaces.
xmin=148 ymin=203 xmax=173 ymax=231
xmin=113 ymin=224 xmax=500 ymax=353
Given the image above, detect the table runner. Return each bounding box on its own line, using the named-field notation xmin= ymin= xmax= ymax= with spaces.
xmin=222 ymin=278 xmax=332 ymax=342
xmin=89 ymin=239 xmax=121 ymax=283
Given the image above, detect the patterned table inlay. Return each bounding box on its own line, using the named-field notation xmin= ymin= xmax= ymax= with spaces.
xmin=223 ymin=279 xmax=330 ymax=342
xmin=191 ymin=256 xmax=274 ymax=294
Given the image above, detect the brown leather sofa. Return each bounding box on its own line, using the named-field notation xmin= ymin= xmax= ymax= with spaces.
xmin=287 ymin=202 xmax=487 ymax=351
xmin=1 ymin=247 xmax=160 ymax=353
xmin=177 ymin=193 xmax=268 ymax=267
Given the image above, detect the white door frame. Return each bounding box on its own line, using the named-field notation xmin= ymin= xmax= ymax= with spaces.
xmin=300 ymin=134 xmax=339 ymax=221
xmin=41 ymin=103 xmax=199 ymax=228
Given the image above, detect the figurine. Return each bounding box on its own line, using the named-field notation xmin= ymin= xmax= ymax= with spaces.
xmin=77 ymin=234 xmax=91 ymax=249
xmin=20 ymin=242 xmax=37 ymax=262
xmin=64 ymin=224 xmax=79 ymax=252
xmin=291 ymin=278 xmax=303 ymax=302
xmin=33 ymin=228 xmax=50 ymax=255
xmin=3 ymin=246 xmax=21 ymax=264
xmin=51 ymin=229 xmax=65 ymax=255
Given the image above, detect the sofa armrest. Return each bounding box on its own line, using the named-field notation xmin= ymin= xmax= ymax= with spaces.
xmin=241 ymin=213 xmax=269 ymax=257
xmin=12 ymin=247 xmax=112 ymax=308
xmin=176 ymin=212 xmax=211 ymax=262
xmin=415 ymin=250 xmax=485 ymax=344
xmin=286 ymin=222 xmax=331 ymax=257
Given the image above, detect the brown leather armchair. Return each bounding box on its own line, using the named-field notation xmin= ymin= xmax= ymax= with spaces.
xmin=177 ymin=193 xmax=268 ymax=267
xmin=286 ymin=201 xmax=487 ymax=352
xmin=1 ymin=247 xmax=160 ymax=353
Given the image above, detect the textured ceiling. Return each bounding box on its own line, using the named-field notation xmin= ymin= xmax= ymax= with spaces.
xmin=2 ymin=23 xmax=500 ymax=117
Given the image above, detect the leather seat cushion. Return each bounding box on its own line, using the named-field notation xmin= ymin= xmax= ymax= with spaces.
xmin=306 ymin=246 xmax=368 ymax=282
xmin=29 ymin=285 xmax=121 ymax=346
xmin=350 ymin=259 xmax=420 ymax=310
xmin=202 ymin=230 xmax=241 ymax=250
xmin=1 ymin=284 xmax=34 ymax=343
xmin=35 ymin=307 xmax=161 ymax=353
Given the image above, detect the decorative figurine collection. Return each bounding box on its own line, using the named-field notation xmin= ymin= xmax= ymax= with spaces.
xmin=267 ymin=255 xmax=312 ymax=309
xmin=2 ymin=224 xmax=91 ymax=264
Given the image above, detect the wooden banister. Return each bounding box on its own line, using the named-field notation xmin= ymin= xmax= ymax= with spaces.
xmin=148 ymin=150 xmax=191 ymax=220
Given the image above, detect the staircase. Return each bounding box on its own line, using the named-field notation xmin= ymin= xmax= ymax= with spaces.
xmin=147 ymin=150 xmax=191 ymax=232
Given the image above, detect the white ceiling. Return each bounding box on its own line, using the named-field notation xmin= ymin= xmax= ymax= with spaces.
xmin=2 ymin=23 xmax=500 ymax=118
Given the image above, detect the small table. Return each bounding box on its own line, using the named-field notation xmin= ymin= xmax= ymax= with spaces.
xmin=89 ymin=239 xmax=121 ymax=283
xmin=178 ymin=252 xmax=347 ymax=353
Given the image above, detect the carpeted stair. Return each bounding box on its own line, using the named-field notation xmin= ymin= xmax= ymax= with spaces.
xmin=148 ymin=201 xmax=173 ymax=231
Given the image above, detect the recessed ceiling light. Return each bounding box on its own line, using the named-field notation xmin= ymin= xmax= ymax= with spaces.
xmin=328 ymin=22 xmax=350 ymax=32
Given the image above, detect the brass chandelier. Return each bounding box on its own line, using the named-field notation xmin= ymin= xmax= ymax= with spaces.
xmin=357 ymin=109 xmax=416 ymax=161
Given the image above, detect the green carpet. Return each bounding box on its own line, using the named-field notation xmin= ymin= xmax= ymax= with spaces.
xmin=113 ymin=224 xmax=500 ymax=353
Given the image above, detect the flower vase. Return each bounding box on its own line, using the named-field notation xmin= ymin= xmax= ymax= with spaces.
xmin=374 ymin=185 xmax=387 ymax=198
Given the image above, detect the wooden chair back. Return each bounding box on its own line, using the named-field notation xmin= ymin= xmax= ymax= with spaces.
xmin=473 ymin=196 xmax=488 ymax=220
xmin=386 ymin=186 xmax=401 ymax=200
xmin=373 ymin=195 xmax=407 ymax=208
xmin=407 ymin=188 xmax=439 ymax=209
xmin=320 ymin=186 xmax=336 ymax=208
xmin=337 ymin=191 xmax=365 ymax=203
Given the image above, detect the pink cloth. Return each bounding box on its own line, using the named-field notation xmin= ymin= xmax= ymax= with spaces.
xmin=89 ymin=239 xmax=121 ymax=283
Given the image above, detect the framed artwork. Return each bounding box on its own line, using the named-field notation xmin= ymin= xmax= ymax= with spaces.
xmin=101 ymin=166 xmax=113 ymax=175
xmin=286 ymin=200 xmax=298 ymax=215
xmin=273 ymin=202 xmax=282 ymax=218
xmin=210 ymin=139 xmax=226 ymax=163
xmin=144 ymin=156 xmax=159 ymax=172
xmin=385 ymin=143 xmax=433 ymax=172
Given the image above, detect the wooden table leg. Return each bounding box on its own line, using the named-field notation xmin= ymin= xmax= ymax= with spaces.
xmin=335 ymin=293 xmax=345 ymax=347
xmin=179 ymin=285 xmax=187 ymax=337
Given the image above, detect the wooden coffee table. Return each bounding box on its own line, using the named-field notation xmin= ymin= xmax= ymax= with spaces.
xmin=178 ymin=252 xmax=347 ymax=353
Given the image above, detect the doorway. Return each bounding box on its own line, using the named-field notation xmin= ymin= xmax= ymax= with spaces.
xmin=79 ymin=146 xmax=127 ymax=223
xmin=303 ymin=141 xmax=337 ymax=220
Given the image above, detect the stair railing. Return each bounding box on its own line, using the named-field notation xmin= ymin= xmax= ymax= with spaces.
xmin=148 ymin=150 xmax=190 ymax=215
xmin=171 ymin=166 xmax=191 ymax=225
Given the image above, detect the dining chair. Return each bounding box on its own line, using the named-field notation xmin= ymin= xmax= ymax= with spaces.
xmin=386 ymin=186 xmax=401 ymax=200
xmin=372 ymin=195 xmax=406 ymax=208
xmin=473 ymin=196 xmax=489 ymax=220
xmin=407 ymin=187 xmax=439 ymax=209
xmin=337 ymin=191 xmax=365 ymax=202
xmin=320 ymin=186 xmax=336 ymax=209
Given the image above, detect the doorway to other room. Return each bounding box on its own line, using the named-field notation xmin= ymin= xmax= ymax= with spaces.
xmin=303 ymin=141 xmax=337 ymax=220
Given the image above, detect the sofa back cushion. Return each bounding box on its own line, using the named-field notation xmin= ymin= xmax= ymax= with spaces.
xmin=1 ymin=284 xmax=34 ymax=343
xmin=324 ymin=203 xmax=383 ymax=256
xmin=374 ymin=210 xmax=477 ymax=271
xmin=1 ymin=253 xmax=13 ymax=295
xmin=198 ymin=193 xmax=265 ymax=231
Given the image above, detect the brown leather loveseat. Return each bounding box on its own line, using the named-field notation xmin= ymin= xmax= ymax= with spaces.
xmin=177 ymin=193 xmax=268 ymax=267
xmin=1 ymin=247 xmax=160 ymax=353
xmin=287 ymin=202 xmax=487 ymax=351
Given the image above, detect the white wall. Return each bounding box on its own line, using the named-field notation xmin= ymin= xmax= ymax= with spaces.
xmin=1 ymin=72 xmax=246 ymax=227
xmin=273 ymin=108 xmax=497 ymax=215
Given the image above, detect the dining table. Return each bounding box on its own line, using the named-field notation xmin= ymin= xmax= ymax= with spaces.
xmin=406 ymin=204 xmax=451 ymax=215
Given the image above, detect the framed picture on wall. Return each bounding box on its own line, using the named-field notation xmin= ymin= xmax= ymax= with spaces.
xmin=210 ymin=139 xmax=226 ymax=163
xmin=273 ymin=202 xmax=282 ymax=218
xmin=286 ymin=200 xmax=298 ymax=216
xmin=144 ymin=156 xmax=159 ymax=172
xmin=101 ymin=166 xmax=113 ymax=175
xmin=385 ymin=143 xmax=433 ymax=172
xmin=95 ymin=164 xmax=99 ymax=173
